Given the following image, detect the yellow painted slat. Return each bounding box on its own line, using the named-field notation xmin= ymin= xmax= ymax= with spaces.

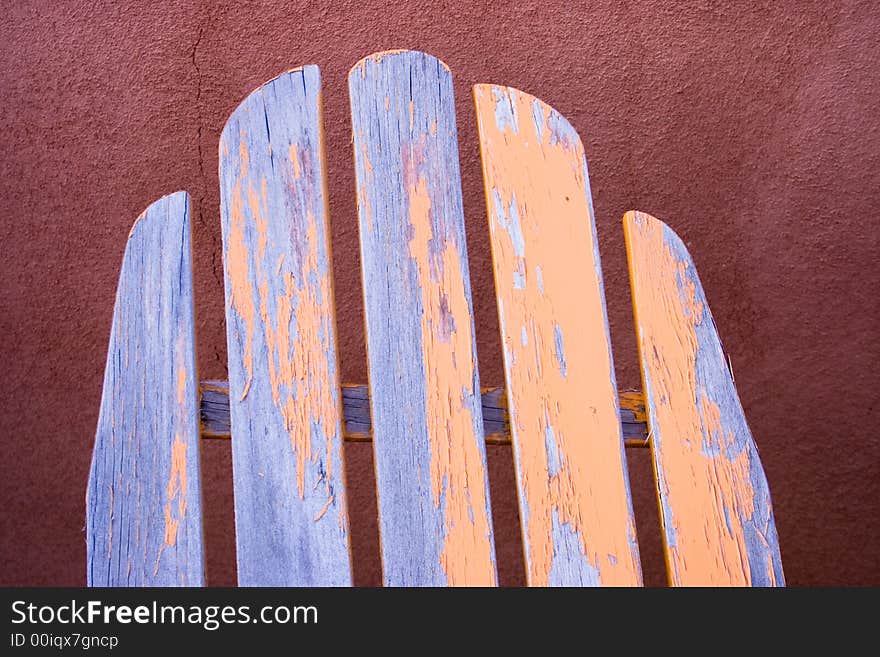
xmin=624 ymin=210 xmax=784 ymax=586
xmin=475 ymin=84 xmax=642 ymax=586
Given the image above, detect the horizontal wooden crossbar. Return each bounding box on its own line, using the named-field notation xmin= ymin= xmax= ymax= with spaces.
xmin=199 ymin=380 xmax=650 ymax=447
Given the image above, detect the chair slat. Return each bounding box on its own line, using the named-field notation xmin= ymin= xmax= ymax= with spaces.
xmin=219 ymin=66 xmax=352 ymax=586
xmin=474 ymin=85 xmax=643 ymax=586
xmin=350 ymin=50 xmax=498 ymax=586
xmin=624 ymin=210 xmax=785 ymax=586
xmin=86 ymin=191 xmax=204 ymax=586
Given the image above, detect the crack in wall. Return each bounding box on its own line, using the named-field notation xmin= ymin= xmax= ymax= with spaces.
xmin=190 ymin=25 xmax=206 ymax=221
xmin=190 ymin=23 xmax=226 ymax=371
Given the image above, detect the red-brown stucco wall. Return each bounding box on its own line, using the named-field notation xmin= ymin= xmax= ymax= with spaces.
xmin=1 ymin=1 xmax=877 ymax=586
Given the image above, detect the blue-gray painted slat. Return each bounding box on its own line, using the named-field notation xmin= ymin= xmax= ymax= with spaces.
xmin=86 ymin=191 xmax=205 ymax=586
xmin=219 ymin=66 xmax=352 ymax=586
xmin=349 ymin=50 xmax=498 ymax=586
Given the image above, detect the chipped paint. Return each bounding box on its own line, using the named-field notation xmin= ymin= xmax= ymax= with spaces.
xmin=350 ymin=49 xmax=445 ymax=81
xmin=289 ymin=144 xmax=301 ymax=178
xmin=404 ymin=149 xmax=496 ymax=586
xmin=155 ymin=434 xmax=187 ymax=574
xmin=474 ymin=84 xmax=641 ymax=586
xmin=313 ymin=494 xmax=334 ymax=522
xmin=224 ymin=143 xmax=256 ymax=401
xmin=279 ymin=216 xmax=337 ymax=500
xmin=492 ymin=87 xmax=519 ymax=133
xmin=360 ymin=142 xmax=373 ymax=175
xmin=624 ymin=210 xmax=776 ymax=586
xmin=553 ymin=323 xmax=567 ymax=377
xmin=176 ymin=365 xmax=186 ymax=406
xmin=225 ymin=118 xmax=339 ymax=504
xmin=358 ymin=184 xmax=373 ymax=233
xmin=350 ymin=51 xmax=497 ymax=586
xmin=218 ymin=66 xmax=351 ymax=585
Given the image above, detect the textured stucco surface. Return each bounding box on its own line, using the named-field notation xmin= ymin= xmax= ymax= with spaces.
xmin=1 ymin=1 xmax=877 ymax=586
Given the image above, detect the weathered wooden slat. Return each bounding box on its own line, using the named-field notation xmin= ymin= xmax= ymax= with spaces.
xmin=350 ymin=50 xmax=498 ymax=586
xmin=474 ymin=85 xmax=643 ymax=586
xmin=219 ymin=66 xmax=352 ymax=586
xmin=200 ymin=380 xmax=650 ymax=446
xmin=624 ymin=210 xmax=785 ymax=586
xmin=86 ymin=191 xmax=204 ymax=586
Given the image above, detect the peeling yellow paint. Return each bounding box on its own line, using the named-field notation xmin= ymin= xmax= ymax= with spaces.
xmin=766 ymin=552 xmax=777 ymax=586
xmin=239 ymin=132 xmax=250 ymax=170
xmin=313 ymin=494 xmax=334 ymax=521
xmin=361 ymin=142 xmax=373 ymax=175
xmin=404 ymin=145 xmax=496 ymax=586
xmin=248 ymin=184 xmax=337 ymax=502
xmin=155 ymin=434 xmax=187 ymax=575
xmin=227 ymin=127 xmax=340 ymax=509
xmin=226 ymin=171 xmax=255 ymax=400
xmin=175 ymin=333 xmax=187 ymax=407
xmin=176 ymin=366 xmax=186 ymax=406
xmin=474 ymin=85 xmax=641 ymax=586
xmin=289 ymin=144 xmax=301 ymax=179
xmin=358 ymin=183 xmax=373 ymax=233
xmin=248 ymin=181 xmax=267 ymax=261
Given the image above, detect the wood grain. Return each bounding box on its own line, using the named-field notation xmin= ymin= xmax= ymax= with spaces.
xmin=200 ymin=380 xmax=650 ymax=446
xmin=474 ymin=85 xmax=642 ymax=586
xmin=219 ymin=65 xmax=352 ymax=586
xmin=86 ymin=191 xmax=205 ymax=586
xmin=350 ymin=50 xmax=497 ymax=586
xmin=624 ymin=210 xmax=785 ymax=586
